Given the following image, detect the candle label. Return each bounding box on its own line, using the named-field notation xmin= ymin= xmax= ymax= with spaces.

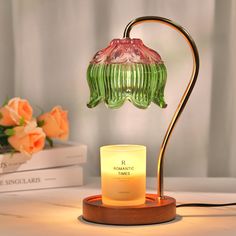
xmin=113 ymin=160 xmax=135 ymax=176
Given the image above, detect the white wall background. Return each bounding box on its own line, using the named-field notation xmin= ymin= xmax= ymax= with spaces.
xmin=1 ymin=0 xmax=235 ymax=177
xmin=0 ymin=0 xmax=14 ymax=101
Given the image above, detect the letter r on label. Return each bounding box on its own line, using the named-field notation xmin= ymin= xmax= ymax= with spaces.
xmin=121 ymin=160 xmax=126 ymax=165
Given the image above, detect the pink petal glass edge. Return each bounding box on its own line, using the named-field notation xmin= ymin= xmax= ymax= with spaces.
xmin=90 ymin=38 xmax=163 ymax=64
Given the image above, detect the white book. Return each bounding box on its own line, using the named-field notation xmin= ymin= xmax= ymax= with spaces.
xmin=0 ymin=142 xmax=87 ymax=174
xmin=0 ymin=166 xmax=83 ymax=192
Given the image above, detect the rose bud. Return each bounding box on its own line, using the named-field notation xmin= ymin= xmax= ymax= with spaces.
xmin=0 ymin=107 xmax=16 ymax=126
xmin=8 ymin=121 xmax=45 ymax=155
xmin=0 ymin=97 xmax=33 ymax=126
xmin=37 ymin=106 xmax=69 ymax=140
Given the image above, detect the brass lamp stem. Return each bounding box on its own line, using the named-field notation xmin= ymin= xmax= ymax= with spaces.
xmin=123 ymin=16 xmax=200 ymax=199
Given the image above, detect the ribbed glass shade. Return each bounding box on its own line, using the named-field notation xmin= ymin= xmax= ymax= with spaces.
xmin=87 ymin=38 xmax=167 ymax=109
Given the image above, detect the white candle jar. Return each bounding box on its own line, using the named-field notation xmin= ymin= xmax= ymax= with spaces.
xmin=100 ymin=145 xmax=146 ymax=207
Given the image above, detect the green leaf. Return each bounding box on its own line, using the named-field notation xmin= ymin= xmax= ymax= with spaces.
xmin=46 ymin=137 xmax=54 ymax=147
xmin=4 ymin=128 xmax=15 ymax=136
xmin=0 ymin=135 xmax=8 ymax=145
xmin=19 ymin=117 xmax=25 ymax=126
xmin=2 ymin=96 xmax=10 ymax=106
xmin=37 ymin=119 xmax=45 ymax=127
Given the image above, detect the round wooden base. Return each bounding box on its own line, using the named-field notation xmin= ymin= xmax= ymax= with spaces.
xmin=82 ymin=194 xmax=176 ymax=225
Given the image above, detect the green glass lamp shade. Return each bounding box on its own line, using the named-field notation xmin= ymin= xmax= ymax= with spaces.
xmin=87 ymin=38 xmax=167 ymax=109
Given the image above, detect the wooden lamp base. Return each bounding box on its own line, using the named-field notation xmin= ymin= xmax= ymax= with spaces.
xmin=82 ymin=194 xmax=176 ymax=225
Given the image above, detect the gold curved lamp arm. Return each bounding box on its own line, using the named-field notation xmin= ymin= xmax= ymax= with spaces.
xmin=123 ymin=16 xmax=200 ymax=199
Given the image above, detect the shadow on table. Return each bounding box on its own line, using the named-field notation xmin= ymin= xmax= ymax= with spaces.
xmin=181 ymin=214 xmax=236 ymax=218
xmin=77 ymin=214 xmax=182 ymax=227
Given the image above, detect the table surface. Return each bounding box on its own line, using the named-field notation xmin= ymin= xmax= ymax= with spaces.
xmin=0 ymin=177 xmax=236 ymax=236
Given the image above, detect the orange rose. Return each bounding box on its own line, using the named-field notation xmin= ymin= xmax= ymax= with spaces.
xmin=0 ymin=97 xmax=33 ymax=126
xmin=7 ymin=97 xmax=33 ymax=125
xmin=8 ymin=121 xmax=45 ymax=155
xmin=38 ymin=106 xmax=69 ymax=140
xmin=0 ymin=107 xmax=16 ymax=126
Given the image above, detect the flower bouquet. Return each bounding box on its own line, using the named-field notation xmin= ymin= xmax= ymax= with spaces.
xmin=0 ymin=97 xmax=69 ymax=155
xmin=0 ymin=98 xmax=87 ymax=192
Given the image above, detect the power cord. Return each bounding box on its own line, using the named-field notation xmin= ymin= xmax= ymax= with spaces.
xmin=177 ymin=202 xmax=236 ymax=208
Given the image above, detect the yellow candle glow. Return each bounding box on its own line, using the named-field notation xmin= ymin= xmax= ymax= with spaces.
xmin=100 ymin=145 xmax=146 ymax=207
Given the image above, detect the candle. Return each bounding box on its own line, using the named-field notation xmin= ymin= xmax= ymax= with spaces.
xmin=100 ymin=145 xmax=146 ymax=207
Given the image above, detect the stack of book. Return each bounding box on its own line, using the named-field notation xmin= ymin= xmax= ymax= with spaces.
xmin=0 ymin=142 xmax=87 ymax=192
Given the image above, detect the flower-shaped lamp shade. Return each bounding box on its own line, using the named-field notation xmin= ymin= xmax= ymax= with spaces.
xmin=87 ymin=38 xmax=167 ymax=109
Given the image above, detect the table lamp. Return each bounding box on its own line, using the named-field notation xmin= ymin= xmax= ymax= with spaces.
xmin=82 ymin=16 xmax=199 ymax=225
